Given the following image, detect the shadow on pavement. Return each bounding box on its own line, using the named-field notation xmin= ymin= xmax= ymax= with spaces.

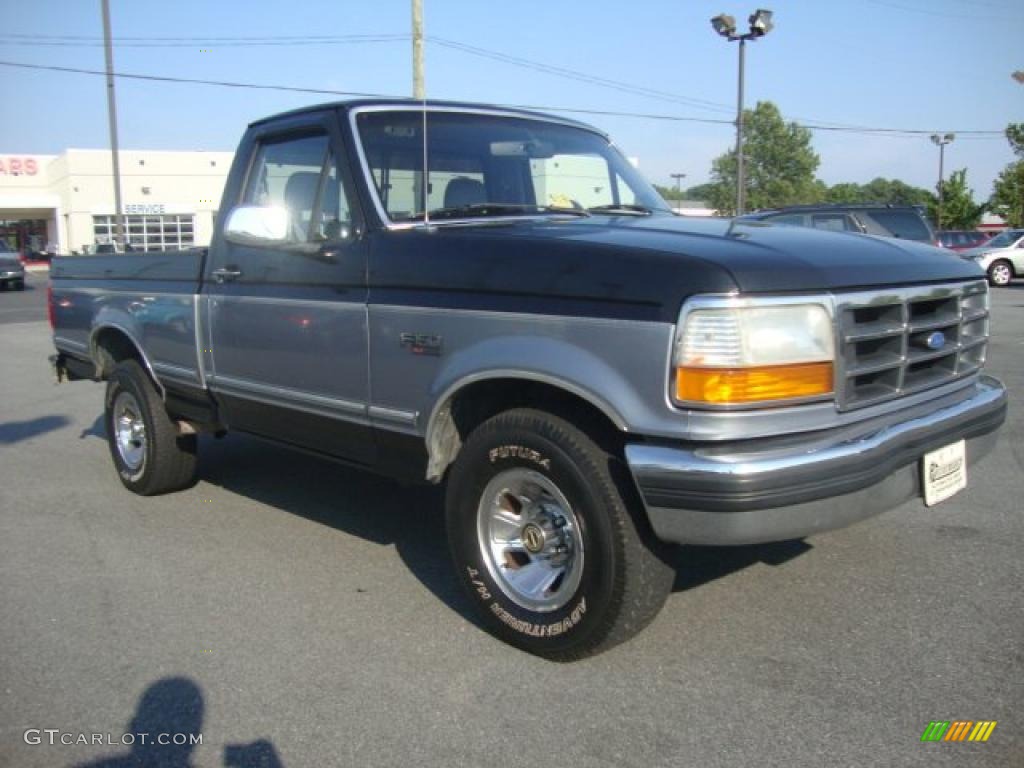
xmin=78 ymin=416 xmax=810 ymax=622
xmin=70 ymin=676 xmax=284 ymax=768
xmin=0 ymin=414 xmax=69 ymax=444
xmin=186 ymin=431 xmax=808 ymax=625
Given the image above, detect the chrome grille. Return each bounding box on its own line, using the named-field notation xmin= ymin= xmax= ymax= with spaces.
xmin=836 ymin=280 xmax=989 ymax=410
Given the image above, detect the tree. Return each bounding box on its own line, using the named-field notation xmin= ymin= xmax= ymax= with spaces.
xmin=653 ymin=184 xmax=685 ymax=201
xmin=706 ymin=101 xmax=822 ymax=215
xmin=927 ymin=169 xmax=986 ymax=229
xmin=990 ymin=123 xmax=1024 ymax=227
xmin=684 ymin=182 xmax=717 ymax=202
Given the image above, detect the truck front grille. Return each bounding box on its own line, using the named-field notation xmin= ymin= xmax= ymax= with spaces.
xmin=836 ymin=280 xmax=989 ymax=410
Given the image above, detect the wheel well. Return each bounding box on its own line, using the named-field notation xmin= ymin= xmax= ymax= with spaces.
xmin=92 ymin=327 xmax=163 ymax=395
xmin=426 ymin=377 xmax=625 ymax=482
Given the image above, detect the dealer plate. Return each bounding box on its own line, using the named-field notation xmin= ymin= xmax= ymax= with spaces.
xmin=922 ymin=440 xmax=967 ymax=507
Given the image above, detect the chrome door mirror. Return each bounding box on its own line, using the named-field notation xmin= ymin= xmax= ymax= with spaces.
xmin=224 ymin=205 xmax=290 ymax=246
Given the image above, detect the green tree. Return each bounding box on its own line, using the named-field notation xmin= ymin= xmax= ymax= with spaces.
xmin=706 ymin=101 xmax=822 ymax=215
xmin=684 ymin=182 xmax=717 ymax=201
xmin=990 ymin=123 xmax=1024 ymax=227
xmin=927 ymin=169 xmax=986 ymax=229
xmin=653 ymin=184 xmax=684 ymax=201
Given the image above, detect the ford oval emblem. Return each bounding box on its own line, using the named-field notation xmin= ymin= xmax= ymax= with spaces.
xmin=925 ymin=331 xmax=946 ymax=350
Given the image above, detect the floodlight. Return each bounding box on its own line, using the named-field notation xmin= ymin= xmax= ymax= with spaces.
xmin=749 ymin=9 xmax=774 ymax=36
xmin=711 ymin=14 xmax=737 ymax=38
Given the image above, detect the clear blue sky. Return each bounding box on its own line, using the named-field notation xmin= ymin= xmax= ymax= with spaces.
xmin=1 ymin=0 xmax=1020 ymax=202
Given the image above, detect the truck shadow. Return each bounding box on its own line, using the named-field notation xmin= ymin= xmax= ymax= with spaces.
xmin=79 ymin=419 xmax=812 ymax=625
xmin=193 ymin=432 xmax=811 ymax=623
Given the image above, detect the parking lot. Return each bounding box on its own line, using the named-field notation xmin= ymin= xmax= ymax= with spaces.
xmin=1 ymin=269 xmax=1021 ymax=767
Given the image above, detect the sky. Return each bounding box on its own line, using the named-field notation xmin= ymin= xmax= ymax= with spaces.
xmin=0 ymin=0 xmax=1020 ymax=203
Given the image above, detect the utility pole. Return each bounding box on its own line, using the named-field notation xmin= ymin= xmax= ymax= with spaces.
xmin=412 ymin=0 xmax=424 ymax=99
xmin=931 ymin=133 xmax=955 ymax=230
xmin=101 ymin=0 xmax=125 ymax=247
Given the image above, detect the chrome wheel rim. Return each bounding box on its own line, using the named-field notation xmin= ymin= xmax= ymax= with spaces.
xmin=991 ymin=263 xmax=1012 ymax=285
xmin=476 ymin=468 xmax=584 ymax=613
xmin=113 ymin=391 xmax=146 ymax=472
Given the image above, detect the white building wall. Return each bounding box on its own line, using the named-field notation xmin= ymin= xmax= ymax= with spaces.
xmin=0 ymin=148 xmax=233 ymax=254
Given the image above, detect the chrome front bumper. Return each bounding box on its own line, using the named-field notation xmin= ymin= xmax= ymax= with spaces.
xmin=626 ymin=375 xmax=1007 ymax=545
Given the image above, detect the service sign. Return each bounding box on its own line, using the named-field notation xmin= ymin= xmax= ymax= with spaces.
xmin=0 ymin=157 xmax=40 ymax=176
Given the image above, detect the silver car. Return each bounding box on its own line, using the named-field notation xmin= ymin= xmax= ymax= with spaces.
xmin=0 ymin=242 xmax=26 ymax=291
xmin=963 ymin=229 xmax=1024 ymax=286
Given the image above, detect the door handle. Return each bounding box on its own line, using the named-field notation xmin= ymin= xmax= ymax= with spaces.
xmin=211 ymin=267 xmax=242 ymax=283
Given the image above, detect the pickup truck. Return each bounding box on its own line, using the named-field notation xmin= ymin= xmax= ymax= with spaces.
xmin=49 ymin=99 xmax=1008 ymax=660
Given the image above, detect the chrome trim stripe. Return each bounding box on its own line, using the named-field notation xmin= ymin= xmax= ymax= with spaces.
xmin=152 ymin=361 xmax=199 ymax=381
xmin=371 ymin=303 xmax=668 ymax=329
xmin=210 ymin=374 xmax=366 ymax=417
xmin=193 ymin=296 xmax=207 ymax=390
xmin=54 ymin=336 xmax=88 ymax=352
xmin=211 ymin=294 xmax=365 ymax=309
xmin=65 ymin=287 xmax=192 ymax=299
xmin=348 ymin=104 xmax=607 ymax=231
xmin=368 ymin=405 xmax=418 ymax=427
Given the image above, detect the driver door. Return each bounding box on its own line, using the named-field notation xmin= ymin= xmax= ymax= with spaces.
xmin=204 ymin=113 xmax=373 ymax=464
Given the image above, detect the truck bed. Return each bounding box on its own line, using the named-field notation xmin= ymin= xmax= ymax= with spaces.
xmin=50 ymin=249 xmax=208 ymax=396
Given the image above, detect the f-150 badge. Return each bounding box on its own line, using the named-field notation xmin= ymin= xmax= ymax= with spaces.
xmin=400 ymin=332 xmax=442 ymax=356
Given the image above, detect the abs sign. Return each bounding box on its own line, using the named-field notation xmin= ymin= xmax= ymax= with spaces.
xmin=0 ymin=157 xmax=40 ymax=176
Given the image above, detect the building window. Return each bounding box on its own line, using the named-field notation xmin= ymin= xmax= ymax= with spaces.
xmin=92 ymin=214 xmax=195 ymax=251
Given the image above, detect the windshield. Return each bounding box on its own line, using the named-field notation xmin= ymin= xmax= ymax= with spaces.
xmin=0 ymin=241 xmax=12 ymax=253
xmin=983 ymin=229 xmax=1024 ymax=248
xmin=355 ymin=110 xmax=670 ymax=223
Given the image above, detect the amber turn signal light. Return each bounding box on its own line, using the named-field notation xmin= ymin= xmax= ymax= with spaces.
xmin=676 ymin=362 xmax=834 ymax=405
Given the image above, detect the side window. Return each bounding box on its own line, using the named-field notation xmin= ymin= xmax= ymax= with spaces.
xmin=811 ymin=213 xmax=852 ymax=232
xmin=244 ymin=133 xmax=333 ymax=243
xmin=768 ymin=214 xmax=806 ymax=227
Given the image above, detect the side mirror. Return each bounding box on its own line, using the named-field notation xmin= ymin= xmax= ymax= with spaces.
xmin=224 ymin=205 xmax=289 ymax=246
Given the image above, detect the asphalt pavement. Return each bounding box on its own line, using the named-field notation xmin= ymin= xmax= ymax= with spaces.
xmin=1 ymin=270 xmax=1022 ymax=767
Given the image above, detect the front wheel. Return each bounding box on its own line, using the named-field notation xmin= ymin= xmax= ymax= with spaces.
xmin=446 ymin=408 xmax=674 ymax=660
xmin=987 ymin=259 xmax=1013 ymax=287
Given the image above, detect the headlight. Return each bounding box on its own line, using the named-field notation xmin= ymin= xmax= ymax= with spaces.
xmin=672 ymin=297 xmax=835 ymax=406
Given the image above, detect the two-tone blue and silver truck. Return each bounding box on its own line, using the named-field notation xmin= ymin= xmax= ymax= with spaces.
xmin=49 ymin=100 xmax=1007 ymax=659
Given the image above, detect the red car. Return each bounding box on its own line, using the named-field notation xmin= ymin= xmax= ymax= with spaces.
xmin=937 ymin=230 xmax=991 ymax=252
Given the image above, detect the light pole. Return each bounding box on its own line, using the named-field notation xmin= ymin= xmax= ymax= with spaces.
xmin=670 ymin=172 xmax=687 ymax=211
xmin=931 ymin=132 xmax=955 ymax=230
xmin=711 ymin=9 xmax=774 ymax=216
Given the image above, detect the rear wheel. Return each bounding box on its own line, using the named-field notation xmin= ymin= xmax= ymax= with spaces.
xmin=987 ymin=259 xmax=1013 ymax=287
xmin=446 ymin=408 xmax=674 ymax=660
xmin=105 ymin=359 xmax=198 ymax=495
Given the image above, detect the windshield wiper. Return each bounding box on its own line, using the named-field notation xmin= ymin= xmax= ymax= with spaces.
xmin=412 ymin=203 xmax=590 ymax=221
xmin=587 ymin=204 xmax=654 ymax=216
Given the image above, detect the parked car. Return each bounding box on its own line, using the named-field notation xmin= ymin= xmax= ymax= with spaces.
xmin=961 ymin=228 xmax=1024 ymax=286
xmin=938 ymin=230 xmax=992 ymax=252
xmin=738 ymin=204 xmax=937 ymax=245
xmin=0 ymin=241 xmax=26 ymax=290
xmin=48 ymin=99 xmax=1006 ymax=659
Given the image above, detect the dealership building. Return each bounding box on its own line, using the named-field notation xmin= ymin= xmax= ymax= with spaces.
xmin=0 ymin=150 xmax=233 ymax=256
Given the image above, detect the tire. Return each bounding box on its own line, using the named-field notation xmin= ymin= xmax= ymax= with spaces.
xmin=446 ymin=408 xmax=674 ymax=660
xmin=104 ymin=359 xmax=198 ymax=495
xmin=987 ymin=259 xmax=1013 ymax=287
xmin=14 ymin=280 xmax=25 ymax=291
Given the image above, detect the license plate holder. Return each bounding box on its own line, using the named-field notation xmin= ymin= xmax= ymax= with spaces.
xmin=922 ymin=440 xmax=967 ymax=507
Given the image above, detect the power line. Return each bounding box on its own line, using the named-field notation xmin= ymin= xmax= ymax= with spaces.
xmin=0 ymin=58 xmax=1006 ymax=138
xmin=0 ymin=33 xmax=410 ymax=48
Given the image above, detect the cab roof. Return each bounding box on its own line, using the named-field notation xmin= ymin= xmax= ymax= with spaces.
xmin=249 ymin=98 xmax=605 ymax=136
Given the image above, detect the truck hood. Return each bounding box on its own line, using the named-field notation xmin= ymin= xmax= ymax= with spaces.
xmin=497 ymin=214 xmax=984 ymax=293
